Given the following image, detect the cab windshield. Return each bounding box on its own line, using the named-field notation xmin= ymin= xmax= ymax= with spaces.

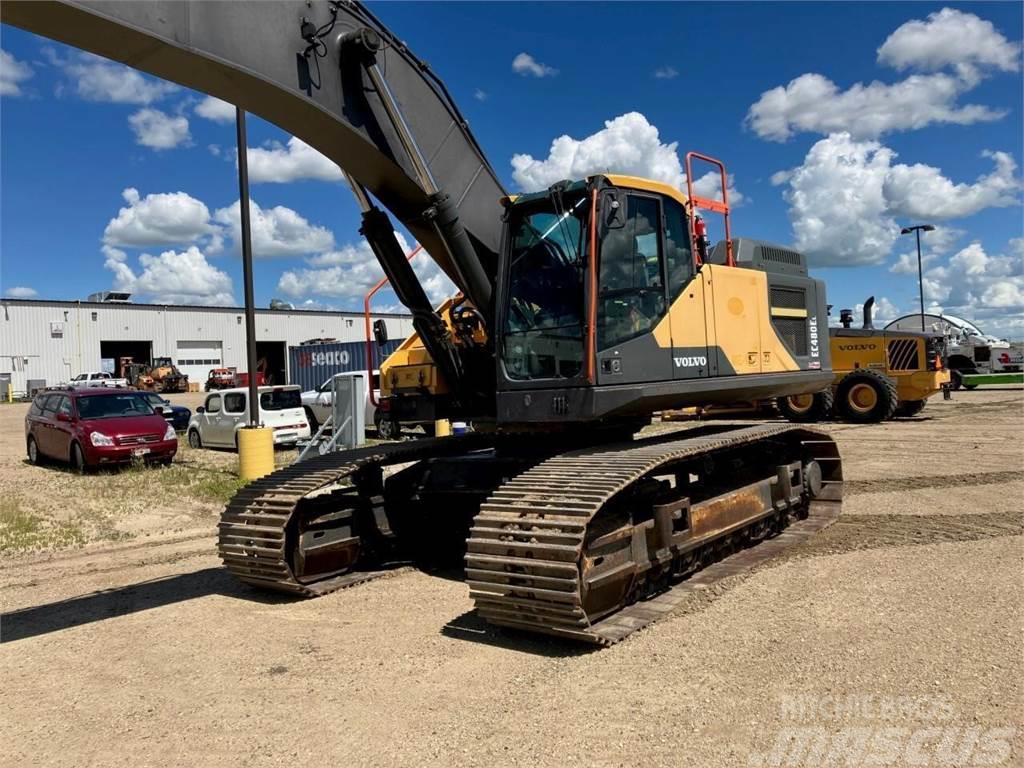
xmin=503 ymin=194 xmax=588 ymax=380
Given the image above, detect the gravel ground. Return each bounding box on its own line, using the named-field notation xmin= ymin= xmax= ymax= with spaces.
xmin=1 ymin=388 xmax=1021 ymax=767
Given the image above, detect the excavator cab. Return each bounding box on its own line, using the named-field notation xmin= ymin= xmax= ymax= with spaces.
xmin=495 ymin=169 xmax=832 ymax=427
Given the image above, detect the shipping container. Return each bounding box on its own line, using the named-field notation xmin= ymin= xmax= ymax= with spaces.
xmin=288 ymin=339 xmax=404 ymax=392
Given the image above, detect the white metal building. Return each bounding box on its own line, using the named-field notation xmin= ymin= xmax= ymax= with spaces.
xmin=0 ymin=298 xmax=413 ymax=395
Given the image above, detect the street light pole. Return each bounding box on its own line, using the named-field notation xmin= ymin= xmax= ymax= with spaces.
xmin=235 ymin=107 xmax=260 ymax=427
xmin=900 ymin=224 xmax=935 ymax=332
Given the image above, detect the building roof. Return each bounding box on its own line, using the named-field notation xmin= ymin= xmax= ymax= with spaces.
xmin=0 ymin=296 xmax=412 ymax=319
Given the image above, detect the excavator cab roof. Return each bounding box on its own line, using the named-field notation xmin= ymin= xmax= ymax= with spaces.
xmin=503 ymin=175 xmax=690 ymax=209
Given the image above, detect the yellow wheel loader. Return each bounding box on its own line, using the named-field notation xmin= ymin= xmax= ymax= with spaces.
xmin=778 ymin=298 xmax=949 ymax=423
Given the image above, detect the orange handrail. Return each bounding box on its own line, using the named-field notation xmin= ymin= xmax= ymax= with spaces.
xmin=685 ymin=151 xmax=733 ymax=268
xmin=363 ymin=244 xmax=423 ymax=406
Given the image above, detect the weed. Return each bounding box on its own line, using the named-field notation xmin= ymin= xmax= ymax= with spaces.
xmin=0 ymin=496 xmax=86 ymax=553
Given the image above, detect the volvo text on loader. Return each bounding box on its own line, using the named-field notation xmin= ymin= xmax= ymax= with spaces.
xmin=4 ymin=0 xmax=844 ymax=644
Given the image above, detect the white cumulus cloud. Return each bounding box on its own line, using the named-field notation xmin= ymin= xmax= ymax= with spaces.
xmin=746 ymin=9 xmax=1019 ymax=141
xmin=917 ymin=240 xmax=1024 ymax=338
xmin=277 ymin=234 xmax=455 ymax=308
xmin=877 ymin=7 xmax=1021 ymax=74
xmin=213 ymin=200 xmax=334 ymax=258
xmin=247 ymin=137 xmax=343 ymax=183
xmin=0 ymin=49 xmax=33 ymax=97
xmin=103 ymin=188 xmax=218 ymax=248
xmin=882 ymin=151 xmax=1020 ymax=219
xmin=194 ymin=95 xmax=235 ymax=123
xmin=775 ymin=133 xmax=1022 ymax=266
xmin=104 ymin=245 xmax=234 ymax=306
xmin=128 ymin=108 xmax=191 ymax=150
xmin=510 ymin=112 xmax=744 ymax=205
xmin=56 ymin=50 xmax=178 ymax=104
xmin=746 ymin=72 xmax=1004 ymax=141
xmin=512 ymin=53 xmax=558 ymax=78
xmin=3 ymin=285 xmax=38 ymax=298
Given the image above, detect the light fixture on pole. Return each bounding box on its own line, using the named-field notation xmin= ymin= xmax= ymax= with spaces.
xmin=900 ymin=224 xmax=935 ymax=331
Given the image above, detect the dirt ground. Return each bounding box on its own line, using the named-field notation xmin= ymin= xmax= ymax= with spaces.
xmin=1 ymin=389 xmax=1021 ymax=767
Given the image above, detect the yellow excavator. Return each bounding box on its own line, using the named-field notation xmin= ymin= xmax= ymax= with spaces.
xmin=5 ymin=0 xmax=843 ymax=645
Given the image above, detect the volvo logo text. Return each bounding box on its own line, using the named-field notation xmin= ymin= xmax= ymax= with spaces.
xmin=673 ymin=356 xmax=707 ymax=368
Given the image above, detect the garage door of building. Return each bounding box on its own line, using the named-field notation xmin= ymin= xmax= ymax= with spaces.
xmin=176 ymin=341 xmax=223 ymax=386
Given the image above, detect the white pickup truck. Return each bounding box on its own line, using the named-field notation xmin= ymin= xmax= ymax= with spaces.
xmin=301 ymin=371 xmax=379 ymax=435
xmin=71 ymin=371 xmax=130 ymax=388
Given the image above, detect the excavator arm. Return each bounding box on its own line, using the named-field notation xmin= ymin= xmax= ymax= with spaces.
xmin=2 ymin=0 xmax=505 ymax=398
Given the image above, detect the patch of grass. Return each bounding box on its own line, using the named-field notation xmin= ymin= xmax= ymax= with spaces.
xmin=0 ymin=496 xmax=86 ymax=553
xmin=123 ymin=462 xmax=247 ymax=505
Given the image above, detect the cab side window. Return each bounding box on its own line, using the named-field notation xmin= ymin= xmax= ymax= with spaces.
xmin=663 ymin=197 xmax=692 ymax=301
xmin=56 ymin=396 xmax=72 ymax=418
xmin=41 ymin=395 xmax=59 ymax=416
xmin=205 ymin=394 xmax=222 ymax=414
xmin=223 ymin=393 xmax=246 ymax=413
xmin=598 ymin=195 xmax=666 ymax=349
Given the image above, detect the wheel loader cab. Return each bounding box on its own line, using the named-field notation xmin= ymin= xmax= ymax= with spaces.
xmin=495 ymin=175 xmax=833 ymax=426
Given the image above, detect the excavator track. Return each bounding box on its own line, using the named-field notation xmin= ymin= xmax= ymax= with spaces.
xmin=218 ymin=433 xmax=496 ymax=596
xmin=467 ymin=424 xmax=842 ymax=644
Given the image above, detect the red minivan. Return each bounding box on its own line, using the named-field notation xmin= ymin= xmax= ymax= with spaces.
xmin=25 ymin=387 xmax=178 ymax=471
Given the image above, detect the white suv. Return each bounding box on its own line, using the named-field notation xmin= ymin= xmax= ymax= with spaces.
xmin=187 ymin=386 xmax=310 ymax=450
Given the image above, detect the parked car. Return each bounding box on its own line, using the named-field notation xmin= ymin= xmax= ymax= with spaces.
xmin=139 ymin=392 xmax=191 ymax=431
xmin=300 ymin=371 xmax=379 ymax=434
xmin=70 ymin=371 xmax=129 ymax=388
xmin=187 ymin=386 xmax=310 ymax=450
xmin=25 ymin=387 xmax=177 ymax=471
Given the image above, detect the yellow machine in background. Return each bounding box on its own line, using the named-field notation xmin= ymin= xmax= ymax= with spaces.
xmin=778 ymin=298 xmax=949 ymax=423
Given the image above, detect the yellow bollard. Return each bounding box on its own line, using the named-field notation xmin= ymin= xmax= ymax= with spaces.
xmin=237 ymin=426 xmax=274 ymax=481
xmin=433 ymin=418 xmax=451 ymax=437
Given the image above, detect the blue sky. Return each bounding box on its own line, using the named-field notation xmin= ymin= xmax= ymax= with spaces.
xmin=1 ymin=2 xmax=1022 ymax=336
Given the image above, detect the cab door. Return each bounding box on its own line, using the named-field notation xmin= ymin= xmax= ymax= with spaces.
xmin=595 ymin=193 xmax=672 ymax=385
xmin=662 ymin=197 xmax=711 ymax=380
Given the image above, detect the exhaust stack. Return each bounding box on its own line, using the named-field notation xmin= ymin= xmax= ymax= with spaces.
xmin=862 ymin=296 xmax=875 ymax=330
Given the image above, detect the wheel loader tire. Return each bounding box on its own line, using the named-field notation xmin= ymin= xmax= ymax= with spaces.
xmin=374 ymin=410 xmax=400 ymax=440
xmin=835 ymin=369 xmax=898 ymax=423
xmin=776 ymin=389 xmax=834 ymax=423
xmin=894 ymin=399 xmax=927 ymax=418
